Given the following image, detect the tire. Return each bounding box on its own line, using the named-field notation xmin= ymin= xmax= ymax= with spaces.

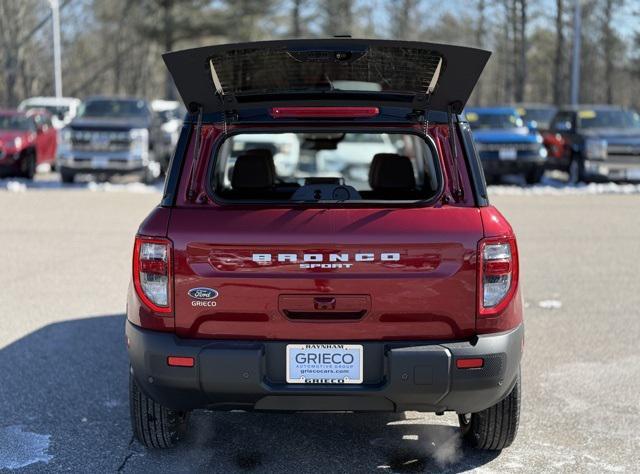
xmin=60 ymin=168 xmax=76 ymax=184
xmin=21 ymin=151 xmax=36 ymax=180
xmin=568 ymin=157 xmax=585 ymax=184
xmin=458 ymin=369 xmax=521 ymax=450
xmin=525 ymin=167 xmax=544 ymax=185
xmin=129 ymin=374 xmax=190 ymax=449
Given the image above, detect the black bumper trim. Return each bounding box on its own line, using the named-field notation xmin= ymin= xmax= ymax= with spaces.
xmin=126 ymin=322 xmax=523 ymax=414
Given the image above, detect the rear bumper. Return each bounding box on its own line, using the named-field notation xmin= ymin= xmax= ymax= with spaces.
xmin=126 ymin=322 xmax=523 ymax=414
xmin=57 ymin=150 xmax=148 ymax=173
xmin=583 ymin=159 xmax=640 ymax=182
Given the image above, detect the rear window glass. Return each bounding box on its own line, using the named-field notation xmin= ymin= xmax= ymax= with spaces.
xmin=211 ymin=132 xmax=441 ymax=204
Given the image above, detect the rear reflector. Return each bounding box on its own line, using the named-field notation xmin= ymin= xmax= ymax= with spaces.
xmin=456 ymin=358 xmax=484 ymax=369
xmin=167 ymin=356 xmax=195 ymax=367
xmin=270 ymin=106 xmax=380 ymax=119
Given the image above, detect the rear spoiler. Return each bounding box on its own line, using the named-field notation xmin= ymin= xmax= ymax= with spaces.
xmin=163 ymin=39 xmax=491 ymax=115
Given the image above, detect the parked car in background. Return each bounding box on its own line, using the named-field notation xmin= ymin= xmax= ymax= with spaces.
xmin=0 ymin=109 xmax=57 ymax=179
xmin=543 ymin=105 xmax=640 ymax=183
xmin=151 ymin=99 xmax=186 ymax=172
xmin=18 ymin=96 xmax=81 ymax=130
xmin=466 ymin=106 xmax=548 ymax=184
xmin=57 ymin=97 xmax=162 ymax=183
xmin=514 ymin=103 xmax=557 ymax=131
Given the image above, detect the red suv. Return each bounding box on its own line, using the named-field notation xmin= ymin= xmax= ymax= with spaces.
xmin=127 ymin=40 xmax=523 ymax=452
xmin=0 ymin=109 xmax=57 ymax=179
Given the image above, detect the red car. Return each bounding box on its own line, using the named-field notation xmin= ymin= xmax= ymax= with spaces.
xmin=126 ymin=39 xmax=523 ymax=452
xmin=0 ymin=109 xmax=57 ymax=179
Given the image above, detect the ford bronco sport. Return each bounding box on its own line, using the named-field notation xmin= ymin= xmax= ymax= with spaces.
xmin=127 ymin=39 xmax=523 ymax=452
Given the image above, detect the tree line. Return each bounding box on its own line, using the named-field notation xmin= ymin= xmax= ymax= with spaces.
xmin=1 ymin=0 xmax=639 ymax=109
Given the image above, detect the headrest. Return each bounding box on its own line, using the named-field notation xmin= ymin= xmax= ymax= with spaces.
xmin=369 ymin=153 xmax=416 ymax=190
xmin=231 ymin=149 xmax=276 ymax=189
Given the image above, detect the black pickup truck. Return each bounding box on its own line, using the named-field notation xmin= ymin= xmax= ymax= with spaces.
xmin=57 ymin=97 xmax=163 ymax=183
xmin=543 ymin=105 xmax=640 ymax=183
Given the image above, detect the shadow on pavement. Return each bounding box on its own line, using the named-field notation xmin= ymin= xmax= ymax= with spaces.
xmin=0 ymin=315 xmax=499 ymax=473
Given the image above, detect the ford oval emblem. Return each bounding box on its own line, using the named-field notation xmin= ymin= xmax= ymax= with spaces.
xmin=188 ymin=287 xmax=218 ymax=300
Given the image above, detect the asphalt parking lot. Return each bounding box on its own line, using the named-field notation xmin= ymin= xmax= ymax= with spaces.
xmin=1 ymin=175 xmax=639 ymax=473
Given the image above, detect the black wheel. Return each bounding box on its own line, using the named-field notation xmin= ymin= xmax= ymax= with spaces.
xmin=568 ymin=158 xmax=585 ymax=184
xmin=60 ymin=168 xmax=75 ymax=184
xmin=21 ymin=151 xmax=36 ymax=180
xmin=458 ymin=369 xmax=521 ymax=450
xmin=525 ymin=167 xmax=544 ymax=185
xmin=129 ymin=374 xmax=190 ymax=449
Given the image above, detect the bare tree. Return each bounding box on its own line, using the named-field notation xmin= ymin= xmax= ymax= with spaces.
xmin=291 ymin=0 xmax=303 ymax=37
xmin=322 ymin=0 xmax=353 ymax=36
xmin=601 ymin=0 xmax=624 ymax=104
xmin=388 ymin=0 xmax=422 ymax=40
xmin=474 ymin=0 xmax=487 ymax=105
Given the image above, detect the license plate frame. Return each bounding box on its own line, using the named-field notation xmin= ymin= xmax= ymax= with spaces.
xmin=286 ymin=344 xmax=363 ymax=384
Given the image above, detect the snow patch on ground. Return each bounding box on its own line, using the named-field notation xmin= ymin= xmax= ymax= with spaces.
xmin=0 ymin=425 xmax=52 ymax=470
xmin=0 ymin=178 xmax=162 ymax=193
xmin=5 ymin=181 xmax=27 ymax=192
xmin=489 ymin=181 xmax=640 ymax=196
xmin=537 ymin=299 xmax=562 ymax=309
xmin=86 ymin=181 xmax=162 ymax=193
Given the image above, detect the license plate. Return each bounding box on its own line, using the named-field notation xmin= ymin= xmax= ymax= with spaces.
xmin=91 ymin=157 xmax=108 ymax=169
xmin=286 ymin=344 xmax=363 ymax=384
xmin=498 ymin=148 xmax=517 ymax=160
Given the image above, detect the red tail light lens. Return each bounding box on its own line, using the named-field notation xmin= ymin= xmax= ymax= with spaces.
xmin=478 ymin=237 xmax=518 ymax=316
xmin=269 ymin=106 xmax=380 ymax=119
xmin=133 ymin=236 xmax=172 ymax=313
xmin=167 ymin=356 xmax=195 ymax=367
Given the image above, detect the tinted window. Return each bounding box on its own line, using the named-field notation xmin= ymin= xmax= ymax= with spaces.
xmin=578 ymin=110 xmax=640 ymax=129
xmin=467 ymin=112 xmax=524 ymax=130
xmin=23 ymin=105 xmax=69 ymax=117
xmin=79 ymin=99 xmax=149 ymax=118
xmin=521 ymin=108 xmax=556 ymax=127
xmin=212 ymin=132 xmax=440 ymax=204
xmin=551 ymin=112 xmax=574 ymax=132
xmin=0 ymin=114 xmax=35 ymax=131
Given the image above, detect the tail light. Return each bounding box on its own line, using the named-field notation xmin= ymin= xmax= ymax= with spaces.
xmin=478 ymin=236 xmax=518 ymax=316
xmin=133 ymin=236 xmax=172 ymax=313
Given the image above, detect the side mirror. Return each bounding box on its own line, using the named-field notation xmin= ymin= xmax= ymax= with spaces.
xmin=526 ymin=120 xmax=538 ymax=132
